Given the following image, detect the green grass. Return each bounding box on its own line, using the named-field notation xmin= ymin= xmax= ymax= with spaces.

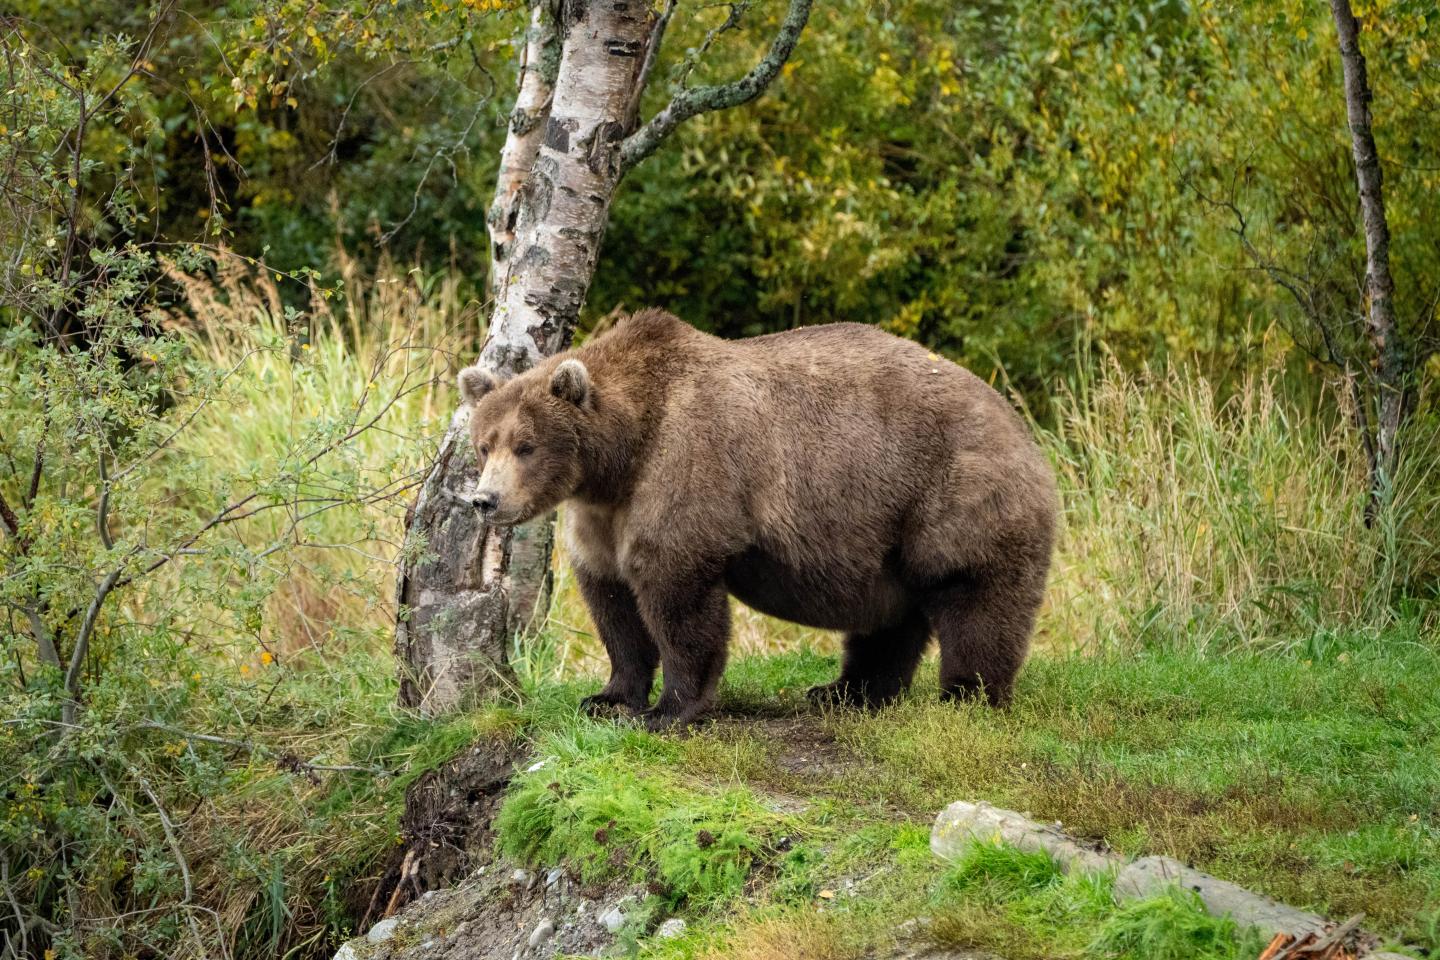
xmin=481 ymin=638 xmax=1439 ymax=958
xmin=928 ymin=841 xmax=1263 ymax=960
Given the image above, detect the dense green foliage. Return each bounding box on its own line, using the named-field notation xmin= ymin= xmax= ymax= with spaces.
xmin=8 ymin=0 xmax=1440 ymax=397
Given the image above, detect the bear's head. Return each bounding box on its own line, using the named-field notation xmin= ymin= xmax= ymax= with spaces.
xmin=455 ymin=358 xmax=592 ymax=526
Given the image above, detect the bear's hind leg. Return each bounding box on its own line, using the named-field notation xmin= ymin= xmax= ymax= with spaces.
xmin=923 ymin=571 xmax=1043 ymax=708
xmin=808 ymin=610 xmax=930 ymax=708
xmin=575 ymin=569 xmax=659 ymax=714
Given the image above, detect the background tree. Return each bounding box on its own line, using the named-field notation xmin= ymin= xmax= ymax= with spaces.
xmin=1329 ymin=0 xmax=1407 ymax=518
xmin=395 ymin=0 xmax=814 ymax=714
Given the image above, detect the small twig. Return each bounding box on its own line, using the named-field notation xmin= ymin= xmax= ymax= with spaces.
xmin=139 ymin=720 xmax=392 ymax=777
xmin=96 ymin=442 xmax=114 ymax=551
xmin=382 ymin=848 xmax=418 ymax=919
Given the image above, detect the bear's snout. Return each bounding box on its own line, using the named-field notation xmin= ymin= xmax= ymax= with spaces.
xmin=473 ymin=491 xmax=500 ymax=516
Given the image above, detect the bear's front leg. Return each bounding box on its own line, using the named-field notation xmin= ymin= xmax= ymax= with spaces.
xmin=574 ymin=569 xmax=659 ymax=714
xmin=631 ymin=575 xmax=730 ymax=731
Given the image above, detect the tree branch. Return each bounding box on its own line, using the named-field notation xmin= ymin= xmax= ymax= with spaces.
xmin=0 ymin=489 xmax=21 ymax=544
xmin=620 ymin=0 xmax=812 ymax=171
xmin=61 ymin=564 xmax=125 ymax=725
xmin=625 ymin=0 xmax=678 ymax=131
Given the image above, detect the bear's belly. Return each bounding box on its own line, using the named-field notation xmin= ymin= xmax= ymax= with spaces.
xmin=722 ymin=547 xmax=911 ymax=633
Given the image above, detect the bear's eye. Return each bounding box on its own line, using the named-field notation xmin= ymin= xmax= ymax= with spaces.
xmin=478 ymin=443 xmax=490 ymax=458
xmin=513 ymin=443 xmax=535 ymax=457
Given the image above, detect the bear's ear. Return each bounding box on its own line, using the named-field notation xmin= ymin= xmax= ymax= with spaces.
xmin=457 ymin=365 xmax=500 ymax=404
xmin=550 ymin=359 xmax=591 ymax=407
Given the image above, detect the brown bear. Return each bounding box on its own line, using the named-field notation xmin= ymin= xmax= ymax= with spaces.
xmin=457 ymin=309 xmax=1057 ymax=729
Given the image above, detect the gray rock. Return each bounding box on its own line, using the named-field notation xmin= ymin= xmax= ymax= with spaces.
xmin=510 ymin=868 xmax=533 ymax=888
xmin=1115 ymin=856 xmax=1328 ymax=941
xmin=528 ymin=918 xmax=556 ymax=948
xmin=599 ymin=905 xmax=627 ymax=933
xmin=367 ymin=916 xmax=401 ymax=944
xmin=655 ymin=918 xmax=687 ymax=940
xmin=333 ymin=944 xmax=361 ymax=960
xmin=545 ymin=867 xmax=565 ymax=888
xmin=931 ymin=800 xmax=1117 ymax=874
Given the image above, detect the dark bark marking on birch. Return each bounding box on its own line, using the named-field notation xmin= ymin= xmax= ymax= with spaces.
xmin=605 ymin=38 xmax=642 ymax=57
xmin=557 ymin=226 xmax=596 ymax=245
xmin=519 ymin=161 xmax=556 ymax=226
xmin=515 ymin=243 xmax=551 ymax=274
xmin=543 ymin=116 xmax=574 ymax=153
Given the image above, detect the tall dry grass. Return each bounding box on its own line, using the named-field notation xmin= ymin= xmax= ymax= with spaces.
xmin=1042 ymin=358 xmax=1440 ymax=653
xmin=127 ymin=256 xmax=483 ymax=955
xmin=158 ymin=250 xmax=479 ymax=662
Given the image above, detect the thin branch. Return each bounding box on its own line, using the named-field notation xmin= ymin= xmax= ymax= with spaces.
xmin=95 ymin=443 xmax=114 ymax=551
xmin=139 ymin=721 xmax=391 ymax=776
xmin=309 ymin=60 xmax=415 ymax=170
xmin=625 ymin=0 xmax=678 ymax=130
xmin=0 ymin=490 xmax=21 ymax=543
xmin=61 ymin=564 xmax=125 ymax=725
xmin=134 ymin=775 xmax=206 ymax=955
xmin=620 ymin=0 xmax=812 ymax=171
xmin=23 ymin=604 xmax=61 ymax=672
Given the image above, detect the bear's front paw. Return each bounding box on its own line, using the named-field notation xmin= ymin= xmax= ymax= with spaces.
xmin=806 ymin=680 xmax=864 ymax=708
xmin=807 ymin=679 xmax=901 ymax=709
xmin=639 ymin=702 xmax=705 ymax=733
xmin=580 ymin=690 xmax=648 ymax=717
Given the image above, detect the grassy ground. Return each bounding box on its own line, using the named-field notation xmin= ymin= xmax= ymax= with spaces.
xmin=477 ymin=634 xmax=1440 ymax=959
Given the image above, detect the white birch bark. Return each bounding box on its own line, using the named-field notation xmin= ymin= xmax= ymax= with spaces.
xmin=398 ymin=0 xmax=813 ymax=714
xmin=396 ymin=0 xmax=655 ymax=714
xmin=489 ymin=3 xmax=559 ymax=303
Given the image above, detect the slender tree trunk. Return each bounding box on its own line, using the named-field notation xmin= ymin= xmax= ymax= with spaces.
xmin=1329 ymin=0 xmax=1406 ymax=519
xmin=397 ymin=0 xmax=813 ymax=714
xmin=396 ymin=0 xmax=656 ymax=713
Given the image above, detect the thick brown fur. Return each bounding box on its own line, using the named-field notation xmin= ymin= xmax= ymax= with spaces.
xmin=460 ymin=309 xmax=1058 ymax=729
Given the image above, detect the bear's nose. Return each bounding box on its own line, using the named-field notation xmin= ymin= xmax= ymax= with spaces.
xmin=474 ymin=492 xmax=499 ymax=515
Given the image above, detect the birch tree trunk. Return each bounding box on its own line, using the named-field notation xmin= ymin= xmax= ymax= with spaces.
xmin=1329 ymin=0 xmax=1407 ymax=519
xmin=397 ymin=0 xmax=813 ymax=714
